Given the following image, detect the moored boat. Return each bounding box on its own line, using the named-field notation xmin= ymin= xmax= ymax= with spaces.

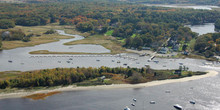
xmin=173 ymin=104 xmax=183 ymax=110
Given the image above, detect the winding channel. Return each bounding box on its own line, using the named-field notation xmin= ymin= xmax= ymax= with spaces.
xmin=0 ymin=25 xmax=220 ymax=110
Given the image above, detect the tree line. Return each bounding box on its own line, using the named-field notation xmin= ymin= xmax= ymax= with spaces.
xmin=0 ymin=29 xmax=33 ymax=42
xmin=128 ymin=0 xmax=220 ymax=6
xmin=0 ymin=66 xmax=185 ymax=89
xmin=194 ymin=33 xmax=220 ymax=57
xmin=0 ymin=1 xmax=220 ymax=52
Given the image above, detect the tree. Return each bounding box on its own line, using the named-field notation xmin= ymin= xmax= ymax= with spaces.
xmin=0 ymin=19 xmax=15 ymax=29
xmin=0 ymin=38 xmax=2 ymax=49
xmin=215 ymin=19 xmax=220 ymax=31
xmin=204 ymin=50 xmax=214 ymax=58
xmin=128 ymin=72 xmax=145 ymax=84
xmin=182 ymin=44 xmax=188 ymax=51
xmin=76 ymin=22 xmax=94 ymax=32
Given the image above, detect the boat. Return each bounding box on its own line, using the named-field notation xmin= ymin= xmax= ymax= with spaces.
xmin=123 ymin=63 xmax=127 ymax=66
xmin=133 ymin=98 xmax=137 ymax=102
xmin=112 ymin=60 xmax=115 ymax=62
xmin=173 ymin=104 xmax=183 ymax=110
xmin=66 ymin=61 xmax=70 ymax=63
xmin=69 ymin=58 xmax=73 ymax=60
xmin=203 ymin=62 xmax=213 ymax=65
xmin=165 ymin=90 xmax=170 ymax=93
xmin=154 ymin=61 xmax=159 ymax=63
xmin=58 ymin=61 xmax=61 ymax=63
xmin=117 ymin=61 xmax=120 ymax=63
xmin=150 ymin=101 xmax=156 ymax=104
xmin=179 ymin=63 xmax=183 ymax=65
xmin=189 ymin=100 xmax=195 ymax=104
xmin=124 ymin=106 xmax=131 ymax=110
xmin=8 ymin=60 xmax=13 ymax=63
xmin=96 ymin=59 xmax=100 ymax=62
xmin=131 ymin=103 xmax=135 ymax=106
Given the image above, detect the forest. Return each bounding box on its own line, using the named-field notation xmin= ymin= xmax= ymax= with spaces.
xmin=1 ymin=2 xmax=220 ymax=46
xmin=128 ymin=0 xmax=220 ymax=6
xmin=0 ymin=1 xmax=220 ymax=57
xmin=0 ymin=66 xmax=204 ymax=89
xmin=194 ymin=33 xmax=220 ymax=57
xmin=215 ymin=19 xmax=220 ymax=32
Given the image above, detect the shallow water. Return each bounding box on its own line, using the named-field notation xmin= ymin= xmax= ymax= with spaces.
xmin=185 ymin=23 xmax=216 ymax=35
xmin=0 ymin=25 xmax=220 ymax=110
xmin=144 ymin=4 xmax=220 ymax=10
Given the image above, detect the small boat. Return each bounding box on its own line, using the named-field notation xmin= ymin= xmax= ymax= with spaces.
xmin=117 ymin=61 xmax=120 ymax=63
xmin=165 ymin=90 xmax=170 ymax=93
xmin=131 ymin=103 xmax=135 ymax=106
xmin=123 ymin=63 xmax=127 ymax=66
xmin=124 ymin=106 xmax=131 ymax=110
xmin=112 ymin=60 xmax=115 ymax=62
xmin=189 ymin=100 xmax=196 ymax=104
xmin=66 ymin=61 xmax=70 ymax=63
xmin=150 ymin=101 xmax=156 ymax=104
xmin=69 ymin=58 xmax=73 ymax=60
xmin=203 ymin=62 xmax=213 ymax=65
xmin=179 ymin=63 xmax=183 ymax=65
xmin=173 ymin=104 xmax=183 ymax=110
xmin=8 ymin=60 xmax=13 ymax=63
xmin=154 ymin=61 xmax=159 ymax=63
xmin=96 ymin=59 xmax=100 ymax=62
xmin=133 ymin=98 xmax=137 ymax=102
xmin=58 ymin=61 xmax=61 ymax=63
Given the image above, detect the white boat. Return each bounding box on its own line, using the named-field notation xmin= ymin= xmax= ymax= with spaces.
xmin=173 ymin=104 xmax=183 ymax=110
xmin=124 ymin=106 xmax=131 ymax=110
xmin=133 ymin=98 xmax=137 ymax=102
xmin=131 ymin=103 xmax=135 ymax=106
xmin=203 ymin=62 xmax=213 ymax=65
xmin=150 ymin=101 xmax=156 ymax=104
xmin=189 ymin=100 xmax=195 ymax=104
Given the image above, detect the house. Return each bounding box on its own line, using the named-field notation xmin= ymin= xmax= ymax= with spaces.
xmin=158 ymin=47 xmax=169 ymax=54
xmin=174 ymin=70 xmax=182 ymax=75
xmin=142 ymin=47 xmax=151 ymax=50
xmin=172 ymin=44 xmax=179 ymax=51
xmin=182 ymin=51 xmax=189 ymax=55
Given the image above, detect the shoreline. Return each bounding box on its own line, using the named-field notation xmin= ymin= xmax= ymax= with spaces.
xmin=0 ymin=70 xmax=218 ymax=100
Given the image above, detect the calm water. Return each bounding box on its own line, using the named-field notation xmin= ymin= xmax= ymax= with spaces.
xmin=0 ymin=25 xmax=220 ymax=110
xmin=144 ymin=4 xmax=220 ymax=10
xmin=186 ymin=23 xmax=216 ymax=35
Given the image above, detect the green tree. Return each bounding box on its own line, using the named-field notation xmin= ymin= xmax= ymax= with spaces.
xmin=76 ymin=22 xmax=94 ymax=32
xmin=0 ymin=19 xmax=15 ymax=29
xmin=215 ymin=19 xmax=220 ymax=31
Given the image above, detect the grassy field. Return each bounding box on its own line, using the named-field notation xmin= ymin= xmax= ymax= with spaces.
xmin=29 ymin=50 xmax=111 ymax=54
xmin=1 ymin=24 xmax=125 ymax=54
xmin=64 ymin=34 xmax=127 ymax=54
xmin=1 ymin=24 xmax=75 ymax=50
xmin=0 ymin=71 xmax=21 ymax=81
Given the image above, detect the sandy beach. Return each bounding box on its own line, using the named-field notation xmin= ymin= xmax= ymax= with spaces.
xmin=0 ymin=70 xmax=218 ymax=100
